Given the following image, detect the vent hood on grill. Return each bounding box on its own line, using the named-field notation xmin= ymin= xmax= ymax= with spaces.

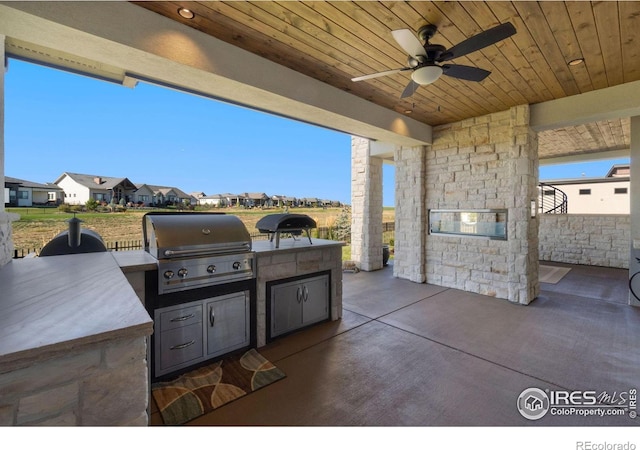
xmin=143 ymin=212 xmax=251 ymax=259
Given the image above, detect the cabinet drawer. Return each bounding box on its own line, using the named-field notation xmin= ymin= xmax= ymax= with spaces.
xmin=158 ymin=323 xmax=204 ymax=373
xmin=159 ymin=304 xmax=202 ymax=331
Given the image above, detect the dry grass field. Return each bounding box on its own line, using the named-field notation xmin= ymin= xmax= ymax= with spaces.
xmin=9 ymin=207 xmax=395 ymax=253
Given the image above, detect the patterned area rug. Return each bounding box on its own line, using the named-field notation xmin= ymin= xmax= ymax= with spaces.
xmin=152 ymin=349 xmax=286 ymax=425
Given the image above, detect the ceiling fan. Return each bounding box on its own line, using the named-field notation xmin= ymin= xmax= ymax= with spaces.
xmin=352 ymin=22 xmax=517 ymax=98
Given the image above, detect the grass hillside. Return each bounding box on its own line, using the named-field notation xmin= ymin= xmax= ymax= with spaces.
xmin=8 ymin=206 xmax=395 ymax=252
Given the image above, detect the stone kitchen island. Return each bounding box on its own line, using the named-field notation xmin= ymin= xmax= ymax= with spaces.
xmin=252 ymin=238 xmax=344 ymax=347
xmin=0 ymin=252 xmax=153 ymax=426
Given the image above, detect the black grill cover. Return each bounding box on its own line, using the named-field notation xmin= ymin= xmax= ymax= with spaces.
xmin=256 ymin=214 xmax=317 ymax=233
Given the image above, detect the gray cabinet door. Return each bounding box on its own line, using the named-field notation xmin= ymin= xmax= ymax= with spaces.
xmin=271 ymin=282 xmax=304 ymax=338
xmin=206 ymin=291 xmax=250 ymax=358
xmin=271 ymin=274 xmax=329 ymax=338
xmin=301 ymin=275 xmax=329 ymax=327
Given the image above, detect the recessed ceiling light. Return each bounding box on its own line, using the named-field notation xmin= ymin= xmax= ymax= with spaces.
xmin=404 ymin=109 xmax=413 ymax=114
xmin=177 ymin=7 xmax=195 ymax=19
xmin=568 ymin=58 xmax=584 ymax=66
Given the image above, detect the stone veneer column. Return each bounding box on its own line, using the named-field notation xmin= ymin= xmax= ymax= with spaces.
xmin=0 ymin=34 xmax=13 ymax=268
xmin=507 ymin=105 xmax=539 ymax=304
xmin=393 ymin=146 xmax=427 ymax=282
xmin=351 ymin=136 xmax=383 ymax=271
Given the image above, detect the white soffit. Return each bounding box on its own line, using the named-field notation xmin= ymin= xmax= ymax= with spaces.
xmin=530 ymin=80 xmax=640 ymax=132
xmin=0 ymin=1 xmax=432 ymax=147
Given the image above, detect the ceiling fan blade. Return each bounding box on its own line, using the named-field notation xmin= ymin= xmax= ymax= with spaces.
xmin=438 ymin=22 xmax=516 ymax=62
xmin=391 ymin=29 xmax=427 ymax=57
xmin=351 ymin=68 xmax=407 ymax=82
xmin=400 ymin=80 xmax=421 ymax=98
xmin=442 ymin=64 xmax=491 ymax=82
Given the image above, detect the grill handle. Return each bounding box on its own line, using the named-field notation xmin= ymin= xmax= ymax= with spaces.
xmin=164 ymin=244 xmax=251 ymax=258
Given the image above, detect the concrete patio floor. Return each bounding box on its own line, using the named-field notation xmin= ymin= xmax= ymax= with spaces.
xmin=162 ymin=261 xmax=639 ymax=427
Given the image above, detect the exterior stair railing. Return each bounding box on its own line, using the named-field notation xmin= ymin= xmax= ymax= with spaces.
xmin=538 ymin=182 xmax=568 ymax=214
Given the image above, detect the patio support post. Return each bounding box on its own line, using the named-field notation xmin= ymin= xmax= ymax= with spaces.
xmin=351 ymin=136 xmax=383 ymax=271
xmin=393 ymin=145 xmax=427 ymax=282
xmin=629 ymin=116 xmax=640 ymax=307
xmin=0 ymin=34 xmax=16 ymax=268
xmin=507 ymin=105 xmax=539 ymax=304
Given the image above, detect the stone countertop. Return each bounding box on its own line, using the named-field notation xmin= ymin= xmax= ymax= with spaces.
xmin=112 ymin=249 xmax=157 ymax=273
xmin=252 ymin=238 xmax=344 ymax=256
xmin=0 ymin=252 xmax=153 ymax=371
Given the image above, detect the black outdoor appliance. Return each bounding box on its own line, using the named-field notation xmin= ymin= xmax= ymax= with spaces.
xmin=256 ymin=213 xmax=317 ymax=248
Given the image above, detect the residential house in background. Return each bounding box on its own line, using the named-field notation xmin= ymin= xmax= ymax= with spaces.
xmin=138 ymin=184 xmax=194 ymax=207
xmin=55 ymin=172 xmax=137 ymax=205
xmin=540 ymin=164 xmax=630 ymax=214
xmin=4 ymin=176 xmax=63 ymax=207
xmin=197 ymin=194 xmax=227 ymax=207
xmin=242 ymin=192 xmax=271 ymax=208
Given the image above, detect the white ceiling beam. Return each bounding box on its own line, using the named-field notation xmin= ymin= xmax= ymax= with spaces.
xmin=530 ymin=80 xmax=640 ymax=132
xmin=0 ymin=1 xmax=432 ymax=147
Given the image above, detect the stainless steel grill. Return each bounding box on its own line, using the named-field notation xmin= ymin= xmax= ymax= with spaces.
xmin=142 ymin=212 xmax=256 ymax=381
xmin=143 ymin=212 xmax=255 ymax=294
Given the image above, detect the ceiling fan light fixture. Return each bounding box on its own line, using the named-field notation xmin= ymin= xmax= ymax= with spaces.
xmin=411 ymin=65 xmax=443 ymax=85
xmin=177 ymin=7 xmax=195 ymax=19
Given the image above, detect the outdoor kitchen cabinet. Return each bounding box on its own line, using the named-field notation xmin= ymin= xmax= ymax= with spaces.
xmin=205 ymin=291 xmax=251 ymax=358
xmin=270 ymin=273 xmax=329 ymax=339
xmin=154 ymin=291 xmax=250 ymax=378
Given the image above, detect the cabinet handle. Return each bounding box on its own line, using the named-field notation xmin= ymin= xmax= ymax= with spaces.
xmin=296 ymin=287 xmax=302 ymax=303
xmin=210 ymin=306 xmax=215 ymax=327
xmin=303 ymin=285 xmax=309 ymax=302
xmin=170 ymin=313 xmax=195 ymax=322
xmin=170 ymin=340 xmax=195 ymax=350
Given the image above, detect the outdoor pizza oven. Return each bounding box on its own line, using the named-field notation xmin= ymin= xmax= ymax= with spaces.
xmin=256 ymin=213 xmax=317 ymax=248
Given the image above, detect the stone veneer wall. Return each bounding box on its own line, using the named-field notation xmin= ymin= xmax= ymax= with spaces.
xmin=539 ymin=214 xmax=630 ymax=269
xmin=255 ymin=245 xmax=343 ymax=348
xmin=0 ymin=336 xmax=149 ymax=425
xmin=425 ymin=105 xmax=539 ymax=304
xmin=351 ymin=137 xmax=383 ymax=271
xmin=0 ymin=212 xmax=15 ymax=267
xmin=394 ymin=146 xmax=427 ymax=282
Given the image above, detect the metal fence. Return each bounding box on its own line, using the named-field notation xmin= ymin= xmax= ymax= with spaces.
xmin=12 ymin=222 xmax=396 ymax=258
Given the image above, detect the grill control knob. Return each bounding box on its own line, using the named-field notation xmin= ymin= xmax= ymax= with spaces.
xmin=207 ymin=265 xmax=216 ymax=274
xmin=232 ymin=261 xmax=242 ymax=270
xmin=163 ymin=270 xmax=175 ymax=280
xmin=178 ymin=268 xmax=188 ymax=278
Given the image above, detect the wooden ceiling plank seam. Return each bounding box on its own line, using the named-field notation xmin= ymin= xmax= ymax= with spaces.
xmin=592 ymin=1 xmax=624 ymax=87
xmin=272 ymin=2 xmax=438 ymax=112
xmin=211 ymin=0 xmax=414 ymax=103
xmin=329 ymin=1 xmax=477 ymax=121
xmin=618 ymin=1 xmax=640 ymax=84
xmin=228 ymin=1 xmax=395 ymax=83
xmin=399 ymin=1 xmax=512 ymax=114
xmin=537 ymin=1 xmax=595 ymax=93
xmin=340 ymin=1 xmax=492 ymax=121
xmin=486 ymin=1 xmax=568 ymax=101
xmin=345 ymin=1 xmax=487 ymax=121
xmin=455 ymin=1 xmax=537 ymax=105
xmin=584 ymin=122 xmax=608 ymax=150
xmin=596 ymin=120 xmax=618 ymax=150
xmin=511 ymin=1 xmax=581 ymax=97
xmin=564 ymin=1 xmax=610 ymax=91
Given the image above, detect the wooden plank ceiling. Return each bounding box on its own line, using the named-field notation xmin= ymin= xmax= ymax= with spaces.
xmin=133 ymin=1 xmax=640 ymax=159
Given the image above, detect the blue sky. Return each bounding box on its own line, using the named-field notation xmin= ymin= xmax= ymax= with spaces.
xmin=5 ymin=59 xmax=627 ymax=206
xmin=5 ymin=59 xmax=397 ymax=206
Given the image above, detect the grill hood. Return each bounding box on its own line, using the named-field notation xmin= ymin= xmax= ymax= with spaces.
xmin=143 ymin=212 xmax=251 ymax=259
